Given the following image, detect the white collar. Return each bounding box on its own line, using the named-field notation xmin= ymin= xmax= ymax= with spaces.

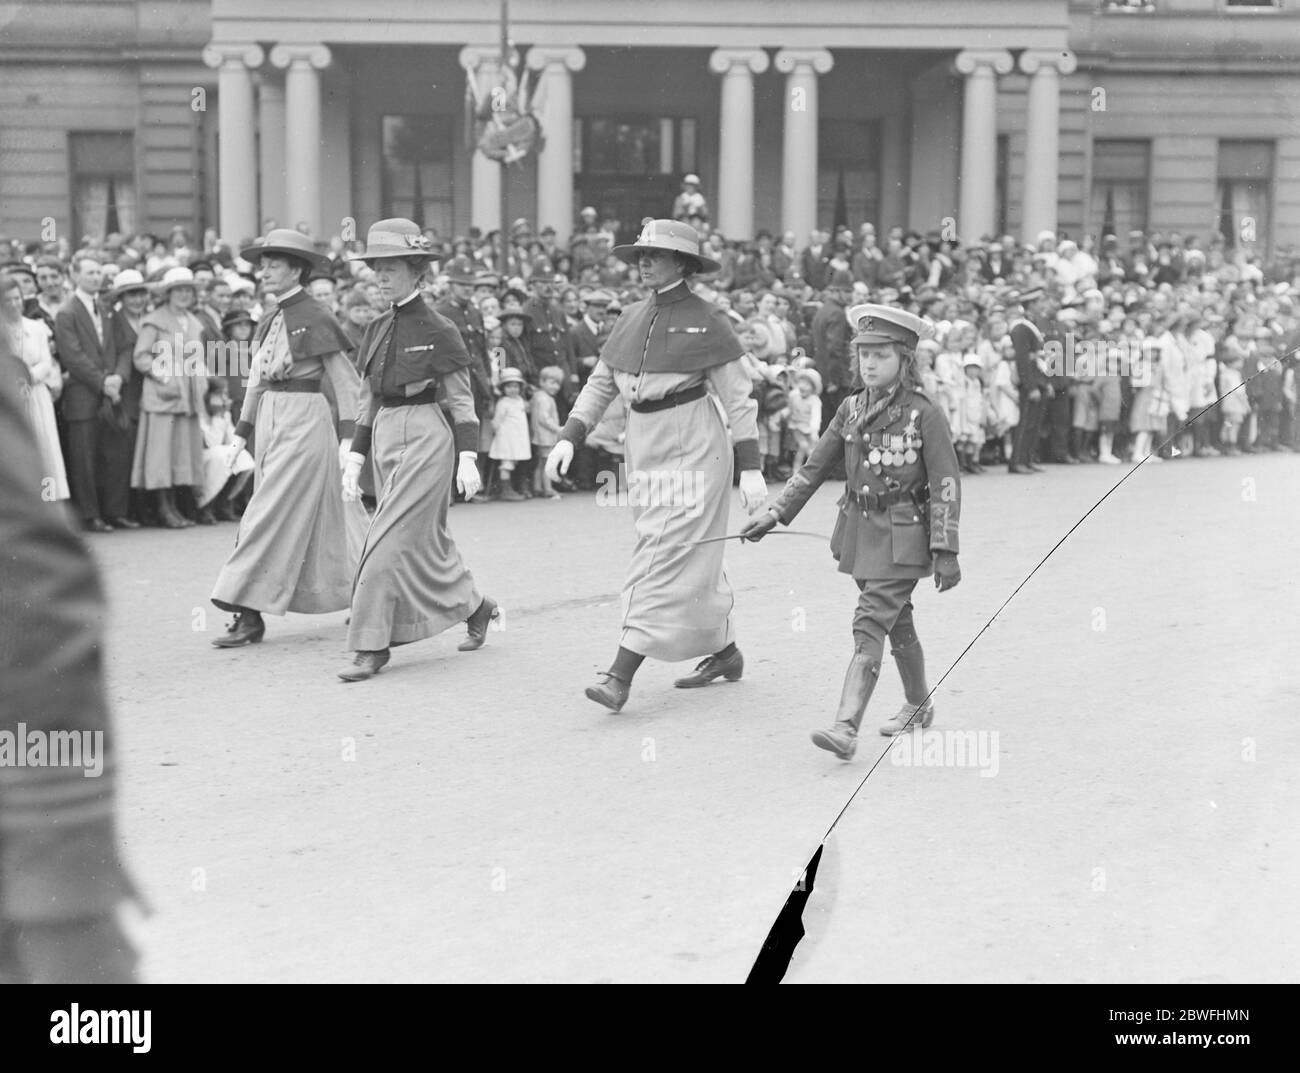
xmin=277 ymin=284 xmax=303 ymax=302
xmin=394 ymin=289 xmax=421 ymax=308
xmin=657 ymin=280 xmax=685 ymax=295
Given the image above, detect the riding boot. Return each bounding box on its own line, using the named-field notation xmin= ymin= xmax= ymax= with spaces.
xmin=881 ymin=639 xmax=935 ymax=736
xmin=810 ymin=649 xmax=881 ymax=760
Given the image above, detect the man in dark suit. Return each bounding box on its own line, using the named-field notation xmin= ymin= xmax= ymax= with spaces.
xmin=1007 ymin=287 xmax=1053 ymax=474
xmin=800 ymin=230 xmax=831 ymax=290
xmin=54 ymin=255 xmax=136 ymax=532
xmin=569 ymin=289 xmax=613 ymax=384
xmin=812 ymin=270 xmax=853 ymax=428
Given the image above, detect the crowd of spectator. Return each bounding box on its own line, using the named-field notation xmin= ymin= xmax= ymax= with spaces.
xmin=3 ymin=197 xmax=1298 ymax=532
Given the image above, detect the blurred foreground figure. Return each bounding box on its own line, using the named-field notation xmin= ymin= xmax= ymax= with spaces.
xmin=0 ymin=356 xmax=140 ymax=983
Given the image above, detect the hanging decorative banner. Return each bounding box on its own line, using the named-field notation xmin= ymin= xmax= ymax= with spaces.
xmin=464 ymin=34 xmax=543 ymax=165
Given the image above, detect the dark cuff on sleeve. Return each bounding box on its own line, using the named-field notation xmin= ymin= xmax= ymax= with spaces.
xmin=351 ymin=424 xmax=373 ymax=458
xmin=233 ymin=420 xmax=254 ymax=441
xmin=453 ymin=422 xmax=478 ymax=455
xmin=337 ymin=419 xmax=355 ymax=440
xmin=734 ymin=438 xmax=760 ymax=472
xmin=559 ymin=416 xmax=587 ymax=446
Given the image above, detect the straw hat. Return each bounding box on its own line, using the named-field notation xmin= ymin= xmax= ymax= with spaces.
xmin=499 ymin=366 xmax=526 ymax=387
xmin=155 ymin=266 xmax=198 ymax=295
xmin=611 ymin=219 xmax=720 ymax=274
xmin=347 ymin=219 xmax=438 ymax=265
xmin=108 ymin=268 xmax=148 ymax=301
xmin=240 ymin=228 xmax=330 ymax=279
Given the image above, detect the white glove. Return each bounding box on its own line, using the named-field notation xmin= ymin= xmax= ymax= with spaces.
xmin=337 ymin=438 xmax=352 ymax=471
xmin=341 ymin=451 xmax=365 ymax=502
xmin=227 ymin=436 xmax=247 ymax=474
xmin=738 ymin=469 xmax=768 ymax=515
xmin=456 ymin=452 xmax=481 ymax=500
xmin=546 ymin=440 xmax=574 ymax=482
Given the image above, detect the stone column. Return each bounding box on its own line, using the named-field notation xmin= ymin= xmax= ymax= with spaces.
xmin=708 ymin=48 xmax=769 ymax=241
xmin=459 ymin=46 xmax=506 ymax=236
xmin=954 ymin=50 xmax=1013 ymax=246
xmin=201 ymin=43 xmax=264 ymax=245
xmin=257 ymin=76 xmax=286 ymax=233
xmin=269 ymin=43 xmax=332 ymax=239
xmin=1019 ymin=49 xmax=1077 ymax=245
xmin=526 ymin=46 xmax=586 ymax=244
xmin=774 ymin=48 xmax=833 ymax=246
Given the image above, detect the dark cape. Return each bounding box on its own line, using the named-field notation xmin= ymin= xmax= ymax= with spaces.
xmin=599 ymin=281 xmax=742 ymax=375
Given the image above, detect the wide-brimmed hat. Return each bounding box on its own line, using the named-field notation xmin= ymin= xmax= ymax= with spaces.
xmin=108 ymin=268 xmax=148 ymax=301
xmin=612 ymin=219 xmax=720 ymax=274
xmin=155 ymin=266 xmax=198 ymax=295
xmin=499 ymin=366 xmax=526 ymax=387
xmin=221 ymin=309 xmax=255 ymax=332
xmin=499 ymin=309 xmax=533 ymax=327
xmin=347 ymin=219 xmax=438 ymax=265
xmin=0 ymin=261 xmax=36 ymax=281
xmin=241 ymin=228 xmax=331 ymax=279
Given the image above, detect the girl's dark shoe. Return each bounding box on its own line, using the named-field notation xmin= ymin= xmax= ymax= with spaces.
xmin=458 ymin=597 xmax=500 ymax=651
xmin=585 ymin=672 xmax=631 ymax=712
xmin=673 ymin=647 xmax=744 ymax=688
xmin=212 ymin=610 xmax=265 ymax=648
xmin=338 ymin=649 xmax=390 ymax=681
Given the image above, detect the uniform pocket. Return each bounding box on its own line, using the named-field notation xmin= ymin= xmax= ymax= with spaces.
xmin=888 ymin=502 xmax=930 ymax=566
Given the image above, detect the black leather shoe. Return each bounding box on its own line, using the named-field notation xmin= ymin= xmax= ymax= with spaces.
xmin=195 ymin=506 xmax=217 ymax=525
xmin=212 ymin=610 xmax=265 ymax=648
xmin=585 ymin=672 xmax=631 ymax=712
xmin=338 ymin=649 xmax=390 ymax=681
xmin=673 ymin=647 xmax=744 ymax=688
xmin=458 ymin=597 xmax=500 ymax=651
xmin=1008 ymin=465 xmax=1034 ymax=475
xmin=108 ymin=516 xmax=141 ymax=529
xmin=84 ymin=518 xmax=113 ymax=533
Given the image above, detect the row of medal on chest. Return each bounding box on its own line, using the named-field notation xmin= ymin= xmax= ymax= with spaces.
xmin=861 ymin=410 xmax=923 ymax=468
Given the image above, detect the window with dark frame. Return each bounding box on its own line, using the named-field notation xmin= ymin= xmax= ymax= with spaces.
xmin=1217 ymin=140 xmax=1274 ymax=255
xmin=69 ymin=132 xmax=136 ymax=244
xmin=1090 ymin=139 xmax=1150 ymax=246
xmin=380 ymin=115 xmax=454 ymax=236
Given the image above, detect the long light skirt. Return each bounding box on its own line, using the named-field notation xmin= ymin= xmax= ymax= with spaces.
xmin=211 ymin=392 xmax=367 ymax=615
xmin=131 ymin=412 xmax=204 ymax=489
xmin=618 ymin=395 xmax=735 ymax=662
xmin=23 ymin=382 xmax=69 ymax=500
xmin=347 ymin=403 xmax=480 ymax=652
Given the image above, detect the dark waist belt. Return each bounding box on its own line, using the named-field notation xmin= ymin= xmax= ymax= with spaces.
xmin=379 ymin=386 xmax=440 ymax=408
xmin=846 ymin=487 xmax=922 ymax=512
xmin=265 ymin=378 xmax=321 ymax=393
xmin=629 ymin=383 xmax=707 ymax=414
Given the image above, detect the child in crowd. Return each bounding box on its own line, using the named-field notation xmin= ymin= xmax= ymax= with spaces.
xmin=990 ymin=335 xmax=1019 ymax=463
xmin=198 ymin=383 xmax=252 ymax=524
xmin=955 ymin=357 xmax=987 ymax=473
xmin=788 ymin=367 xmax=823 ymax=471
xmin=1217 ymin=347 xmax=1249 ymax=454
xmin=490 ymin=366 xmax=533 ymax=501
xmin=530 ymin=365 xmax=564 ymax=499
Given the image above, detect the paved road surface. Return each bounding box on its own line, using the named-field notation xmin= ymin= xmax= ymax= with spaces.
xmin=88 ymin=455 xmax=1299 ymax=982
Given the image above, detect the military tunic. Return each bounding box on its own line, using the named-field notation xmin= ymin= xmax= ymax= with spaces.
xmin=771 ymin=385 xmax=961 ymax=580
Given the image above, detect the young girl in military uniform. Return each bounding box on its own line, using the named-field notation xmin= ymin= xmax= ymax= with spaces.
xmin=742 ymin=304 xmax=962 ymax=760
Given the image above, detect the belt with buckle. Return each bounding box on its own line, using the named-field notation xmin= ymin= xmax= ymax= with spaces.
xmin=846 ymin=487 xmax=918 ymax=512
xmin=379 ymin=386 xmax=440 ymax=408
xmin=629 ymin=382 xmax=707 ymax=414
xmin=265 ymin=378 xmax=322 ymax=393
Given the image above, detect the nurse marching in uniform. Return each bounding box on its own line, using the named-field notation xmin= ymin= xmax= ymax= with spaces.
xmin=546 ymin=220 xmax=767 ymax=713
xmin=338 ymin=219 xmax=498 ymax=682
xmin=742 ymin=304 xmax=963 ymax=759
